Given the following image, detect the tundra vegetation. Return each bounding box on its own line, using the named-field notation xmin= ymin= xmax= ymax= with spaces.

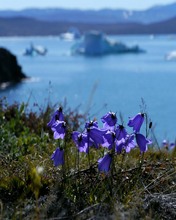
xmin=0 ymin=97 xmax=175 ymax=219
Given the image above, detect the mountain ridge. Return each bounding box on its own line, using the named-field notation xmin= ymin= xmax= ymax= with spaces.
xmin=0 ymin=2 xmax=176 ymax=24
xmin=0 ymin=15 xmax=176 ymax=36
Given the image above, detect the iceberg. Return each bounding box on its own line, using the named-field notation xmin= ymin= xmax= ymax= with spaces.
xmin=60 ymin=27 xmax=81 ymax=41
xmin=165 ymin=50 xmax=176 ymax=61
xmin=23 ymin=43 xmax=47 ymax=56
xmin=71 ymin=31 xmax=145 ymax=56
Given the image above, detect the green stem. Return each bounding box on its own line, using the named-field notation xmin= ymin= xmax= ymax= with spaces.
xmin=120 ymin=151 xmax=126 ymax=170
xmin=87 ymin=133 xmax=91 ymax=168
xmin=139 ymin=152 xmax=144 ymax=170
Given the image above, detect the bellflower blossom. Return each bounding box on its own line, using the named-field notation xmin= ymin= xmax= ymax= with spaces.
xmin=115 ymin=139 xmax=124 ymax=154
xmin=116 ymin=134 xmax=135 ymax=154
xmin=98 ymin=153 xmax=112 ymax=173
xmin=136 ymin=133 xmax=151 ymax=152
xmin=115 ymin=125 xmax=128 ymax=141
xmin=128 ymin=113 xmax=144 ymax=133
xmin=102 ymin=126 xmax=128 ymax=150
xmin=169 ymin=142 xmax=175 ymax=150
xmin=85 ymin=120 xmax=98 ymax=129
xmin=51 ymin=121 xmax=66 ymax=139
xmin=102 ymin=130 xmax=116 ymax=150
xmin=101 ymin=111 xmax=117 ymax=129
xmin=51 ymin=147 xmax=64 ymax=166
xmin=86 ymin=127 xmax=107 ymax=148
xmin=162 ymin=139 xmax=168 ymax=148
xmin=47 ymin=107 xmax=64 ymax=127
xmin=72 ymin=131 xmax=93 ymax=153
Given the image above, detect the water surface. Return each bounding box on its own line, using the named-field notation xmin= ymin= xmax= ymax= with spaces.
xmin=0 ymin=35 xmax=176 ymax=142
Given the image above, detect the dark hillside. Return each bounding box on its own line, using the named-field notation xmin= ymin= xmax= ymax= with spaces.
xmin=0 ymin=16 xmax=176 ymax=36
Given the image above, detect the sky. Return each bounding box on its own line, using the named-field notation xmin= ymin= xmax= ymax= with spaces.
xmin=0 ymin=0 xmax=175 ymax=10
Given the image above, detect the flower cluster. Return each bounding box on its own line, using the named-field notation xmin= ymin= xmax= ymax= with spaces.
xmin=47 ymin=107 xmax=66 ymax=166
xmin=48 ymin=109 xmax=152 ymax=173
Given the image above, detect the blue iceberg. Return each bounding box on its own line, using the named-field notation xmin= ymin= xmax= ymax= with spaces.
xmin=23 ymin=43 xmax=47 ymax=56
xmin=72 ymin=31 xmax=145 ymax=56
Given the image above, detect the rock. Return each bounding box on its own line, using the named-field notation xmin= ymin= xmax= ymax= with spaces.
xmin=0 ymin=47 xmax=27 ymax=85
xmin=144 ymin=193 xmax=176 ymax=219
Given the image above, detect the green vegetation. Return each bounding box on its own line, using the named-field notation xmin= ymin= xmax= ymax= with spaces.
xmin=0 ymin=97 xmax=176 ymax=219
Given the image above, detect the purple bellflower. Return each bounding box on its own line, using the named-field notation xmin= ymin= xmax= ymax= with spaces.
xmin=51 ymin=121 xmax=66 ymax=139
xmin=169 ymin=142 xmax=175 ymax=150
xmin=116 ymin=134 xmax=135 ymax=154
xmin=102 ymin=130 xmax=116 ymax=150
xmin=115 ymin=139 xmax=124 ymax=154
xmin=72 ymin=131 xmax=93 ymax=153
xmin=98 ymin=153 xmax=112 ymax=173
xmin=47 ymin=107 xmax=64 ymax=128
xmin=128 ymin=113 xmax=144 ymax=133
xmin=85 ymin=120 xmax=98 ymax=129
xmin=136 ymin=133 xmax=151 ymax=153
xmin=124 ymin=135 xmax=136 ymax=153
xmin=51 ymin=147 xmax=64 ymax=166
xmin=101 ymin=111 xmax=117 ymax=129
xmin=115 ymin=125 xmax=128 ymax=141
xmin=162 ymin=139 xmax=168 ymax=148
xmin=87 ymin=127 xmax=107 ymax=148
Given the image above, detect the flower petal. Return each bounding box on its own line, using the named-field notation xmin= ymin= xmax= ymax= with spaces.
xmin=101 ymin=112 xmax=117 ymax=128
xmin=136 ymin=133 xmax=151 ymax=152
xmin=51 ymin=147 xmax=64 ymax=166
xmin=47 ymin=107 xmax=64 ymax=127
xmin=98 ymin=153 xmax=112 ymax=173
xmin=128 ymin=113 xmax=144 ymax=133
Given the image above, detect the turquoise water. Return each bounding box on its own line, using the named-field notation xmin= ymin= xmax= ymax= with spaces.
xmin=0 ymin=35 xmax=176 ymax=142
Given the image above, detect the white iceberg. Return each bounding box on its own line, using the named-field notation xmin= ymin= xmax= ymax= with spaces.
xmin=23 ymin=43 xmax=47 ymax=56
xmin=165 ymin=50 xmax=176 ymax=61
xmin=72 ymin=31 xmax=145 ymax=56
xmin=60 ymin=27 xmax=81 ymax=41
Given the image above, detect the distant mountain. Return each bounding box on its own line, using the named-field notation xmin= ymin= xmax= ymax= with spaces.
xmin=0 ymin=17 xmax=69 ymax=36
xmin=0 ymin=2 xmax=176 ymax=24
xmin=0 ymin=15 xmax=176 ymax=36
